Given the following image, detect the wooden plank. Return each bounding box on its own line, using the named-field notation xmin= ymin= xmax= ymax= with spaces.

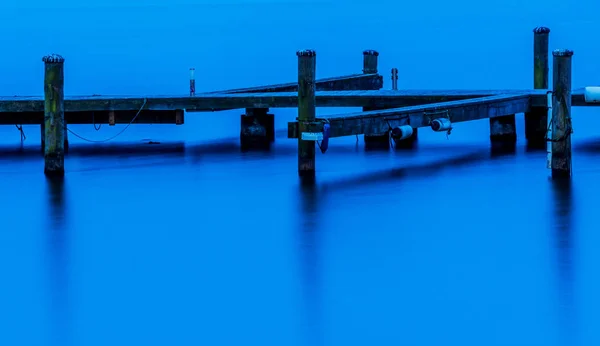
xmin=0 ymin=89 xmax=593 ymax=114
xmin=287 ymin=94 xmax=531 ymax=138
xmin=0 ymin=90 xmax=523 ymax=113
xmin=0 ymin=110 xmax=181 ymax=125
xmin=209 ymin=73 xmax=383 ymax=94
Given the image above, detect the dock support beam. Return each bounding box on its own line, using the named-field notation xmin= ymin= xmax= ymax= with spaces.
xmin=550 ymin=49 xmax=573 ymax=178
xmin=42 ymin=54 xmax=65 ymax=176
xmin=526 ymin=27 xmax=550 ymax=147
xmin=297 ymin=49 xmax=317 ymax=179
xmin=362 ymin=50 xmax=389 ymax=149
xmin=240 ymin=108 xmax=274 ymax=150
xmin=489 ymin=114 xmax=517 ymax=152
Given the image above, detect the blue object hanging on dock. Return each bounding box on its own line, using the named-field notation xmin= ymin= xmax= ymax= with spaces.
xmin=320 ymin=123 xmax=330 ymax=153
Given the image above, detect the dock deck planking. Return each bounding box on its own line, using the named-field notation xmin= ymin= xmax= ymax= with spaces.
xmin=287 ymin=94 xmax=532 ymax=138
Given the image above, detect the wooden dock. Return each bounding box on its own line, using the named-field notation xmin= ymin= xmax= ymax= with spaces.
xmin=1 ymin=27 xmax=597 ymax=178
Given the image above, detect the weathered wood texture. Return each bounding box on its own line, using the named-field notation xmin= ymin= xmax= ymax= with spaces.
xmin=240 ymin=108 xmax=274 ymax=146
xmin=550 ymin=49 xmax=573 ymax=178
xmin=0 ymin=110 xmax=182 ymax=125
xmin=297 ymin=50 xmax=317 ymax=177
xmin=43 ymin=54 xmax=65 ymax=176
xmin=525 ymin=27 xmax=551 ymax=145
xmin=363 ymin=50 xmax=378 ymax=74
xmin=288 ymin=94 xmax=531 ymax=138
xmin=489 ymin=115 xmax=517 ymax=142
xmin=362 ymin=50 xmax=390 ymax=147
xmin=210 ymin=73 xmax=383 ymax=94
xmin=0 ymin=89 xmax=593 ymax=120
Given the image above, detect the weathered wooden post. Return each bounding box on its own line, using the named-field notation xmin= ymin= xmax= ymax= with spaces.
xmin=391 ymin=68 xmax=398 ymax=90
xmin=297 ymin=49 xmax=317 ymax=178
xmin=189 ymin=68 xmax=195 ymax=97
xmin=549 ymin=49 xmax=573 ymax=178
xmin=362 ymin=50 xmax=390 ymax=149
xmin=42 ymin=54 xmax=65 ymax=176
xmin=489 ymin=45 xmax=518 ymax=154
xmin=489 ymin=114 xmax=517 ymax=150
xmin=240 ymin=108 xmax=274 ymax=150
xmin=525 ymin=27 xmax=550 ymax=147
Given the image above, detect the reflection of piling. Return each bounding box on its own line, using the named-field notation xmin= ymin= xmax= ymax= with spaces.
xmin=526 ymin=27 xmax=550 ymax=147
xmin=297 ymin=49 xmax=317 ymax=178
xmin=550 ymin=49 xmax=574 ymax=178
xmin=43 ymin=54 xmax=65 ymax=176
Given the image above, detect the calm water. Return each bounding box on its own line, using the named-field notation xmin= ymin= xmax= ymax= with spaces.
xmin=2 ymin=1 xmax=600 ymax=345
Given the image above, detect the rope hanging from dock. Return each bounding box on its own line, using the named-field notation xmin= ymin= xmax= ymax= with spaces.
xmin=66 ymin=99 xmax=147 ymax=143
xmin=15 ymin=124 xmax=26 ymax=141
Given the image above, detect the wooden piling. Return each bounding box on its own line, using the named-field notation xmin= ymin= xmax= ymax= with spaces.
xmin=362 ymin=50 xmax=378 ymax=74
xmin=489 ymin=114 xmax=517 ymax=153
xmin=40 ymin=123 xmax=45 ymax=152
xmin=42 ymin=54 xmax=65 ymax=176
xmin=297 ymin=49 xmax=317 ymax=178
xmin=362 ymin=50 xmax=389 ymax=149
xmin=550 ymin=49 xmax=573 ymax=178
xmin=525 ymin=27 xmax=550 ymax=147
xmin=391 ymin=68 xmax=398 ymax=91
xmin=240 ymin=107 xmax=273 ymax=150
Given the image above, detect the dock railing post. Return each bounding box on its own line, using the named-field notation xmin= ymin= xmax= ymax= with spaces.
xmin=391 ymin=68 xmax=398 ymax=90
xmin=362 ymin=50 xmax=390 ymax=149
xmin=42 ymin=54 xmax=65 ymax=176
xmin=550 ymin=49 xmax=573 ymax=178
xmin=297 ymin=49 xmax=317 ymax=179
xmin=526 ymin=27 xmax=550 ymax=147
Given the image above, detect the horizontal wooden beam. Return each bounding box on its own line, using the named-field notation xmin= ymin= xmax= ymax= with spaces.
xmin=0 ymin=89 xmax=521 ymax=113
xmin=287 ymin=94 xmax=531 ymax=138
xmin=0 ymin=110 xmax=183 ymax=125
xmin=209 ymin=73 xmax=384 ymax=94
xmin=0 ymin=89 xmax=593 ymax=115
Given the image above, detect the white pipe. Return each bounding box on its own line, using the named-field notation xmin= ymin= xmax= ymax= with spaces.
xmin=584 ymin=86 xmax=600 ymax=103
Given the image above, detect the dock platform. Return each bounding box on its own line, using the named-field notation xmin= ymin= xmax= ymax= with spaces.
xmin=1 ymin=27 xmax=597 ymax=179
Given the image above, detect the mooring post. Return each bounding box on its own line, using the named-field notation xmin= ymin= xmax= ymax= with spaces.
xmin=42 ymin=54 xmax=65 ymax=176
xmin=550 ymin=49 xmax=573 ymax=178
xmin=362 ymin=50 xmax=389 ymax=149
xmin=297 ymin=49 xmax=317 ymax=178
xmin=525 ymin=27 xmax=550 ymax=147
xmin=189 ymin=68 xmax=195 ymax=97
xmin=391 ymin=68 xmax=398 ymax=90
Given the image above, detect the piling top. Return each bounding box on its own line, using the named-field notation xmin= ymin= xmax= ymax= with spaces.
xmin=297 ymin=49 xmax=316 ymax=57
xmin=553 ymin=49 xmax=574 ymax=57
xmin=533 ymin=26 xmax=550 ymax=34
xmin=42 ymin=54 xmax=64 ymax=63
xmin=363 ymin=50 xmax=379 ymax=56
